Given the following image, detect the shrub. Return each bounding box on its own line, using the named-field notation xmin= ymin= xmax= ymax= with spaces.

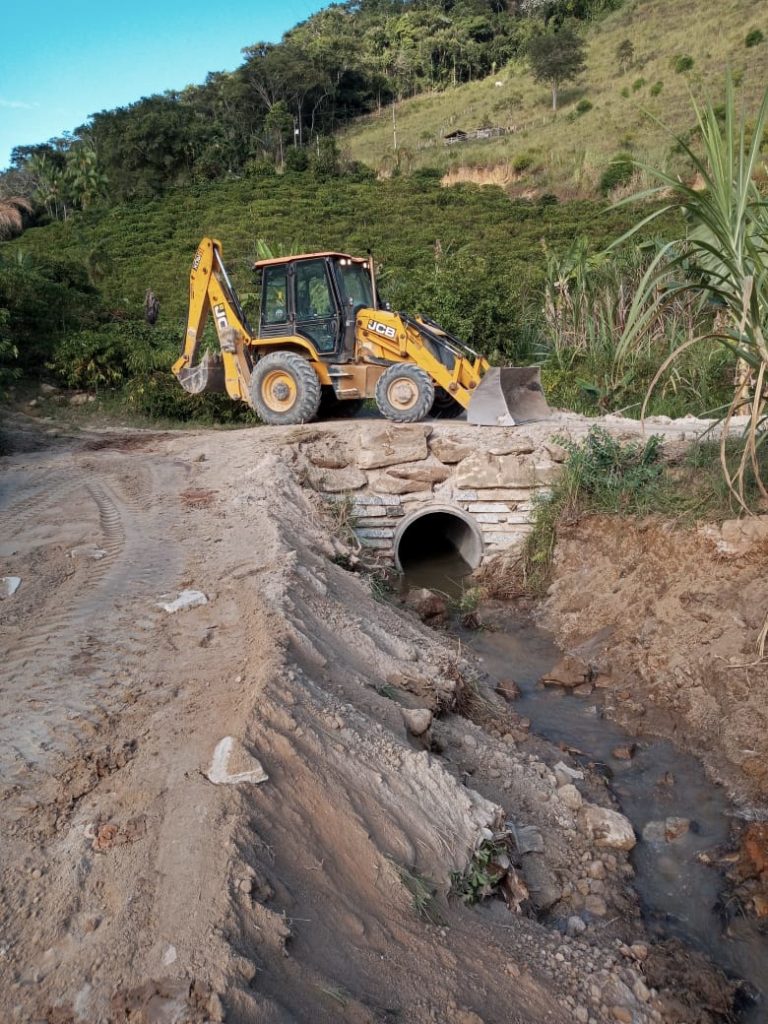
xmin=599 ymin=152 xmax=634 ymax=195
xmin=650 ymin=81 xmax=664 ymax=97
xmin=575 ymin=98 xmax=593 ymax=115
xmin=673 ymin=55 xmax=694 ymax=74
xmin=620 ymin=86 xmax=630 ymax=98
xmin=632 ymin=77 xmax=646 ymax=92
xmin=746 ymin=28 xmax=764 ymax=48
xmin=284 ymin=147 xmax=309 ymax=172
xmin=512 ymin=153 xmax=534 ymax=173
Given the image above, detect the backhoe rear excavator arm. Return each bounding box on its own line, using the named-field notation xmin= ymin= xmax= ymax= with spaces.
xmin=172 ymin=237 xmax=254 ymax=402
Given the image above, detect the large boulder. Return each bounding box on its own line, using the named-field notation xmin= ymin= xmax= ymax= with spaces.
xmin=579 ymin=804 xmax=636 ymax=851
xmin=540 ymin=655 xmax=590 ymax=689
xmin=356 ymin=424 xmax=430 ymax=470
xmin=429 ymin=436 xmax=473 ymax=464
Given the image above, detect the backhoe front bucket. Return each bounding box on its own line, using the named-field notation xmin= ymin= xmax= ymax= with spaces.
xmin=174 ymin=352 xmax=227 ymax=395
xmin=467 ymin=367 xmax=550 ymax=426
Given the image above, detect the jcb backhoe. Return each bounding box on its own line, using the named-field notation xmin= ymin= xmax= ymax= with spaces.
xmin=172 ymin=237 xmax=550 ymax=426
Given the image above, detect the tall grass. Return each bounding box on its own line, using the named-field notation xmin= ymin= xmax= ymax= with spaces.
xmin=540 ymin=236 xmax=732 ymax=415
xmin=613 ymin=76 xmax=768 ymax=510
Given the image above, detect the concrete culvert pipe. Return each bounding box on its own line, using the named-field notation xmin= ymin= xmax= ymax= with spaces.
xmin=394 ymin=506 xmax=484 ymax=573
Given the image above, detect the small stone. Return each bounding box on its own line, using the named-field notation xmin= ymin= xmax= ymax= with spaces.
xmin=584 ymin=895 xmax=607 ymax=916
xmin=629 ymin=943 xmax=648 ymax=961
xmin=567 ymin=915 xmax=586 ymax=937
xmin=575 ymin=1008 xmax=589 ymax=1024
xmin=540 ymin=655 xmax=589 ymax=689
xmin=0 ymin=576 xmax=21 ymax=599
xmin=611 ymin=744 xmax=636 ymax=761
xmin=576 ymin=878 xmax=591 ymax=897
xmin=404 ymin=588 xmax=448 ymax=623
xmin=587 ymin=860 xmax=606 ymax=880
xmin=574 ymin=683 xmax=594 ymax=697
xmin=664 ymin=817 xmax=690 ymax=841
xmin=589 ymin=878 xmax=604 ymax=895
xmin=495 ymin=680 xmax=521 ymax=702
xmin=402 ymin=708 xmax=433 ymax=736
xmin=558 ymin=784 xmax=583 ymax=811
xmin=157 ymin=589 xmax=208 ymax=613
xmin=633 ymin=980 xmax=650 ymax=1002
xmin=611 ymin=1008 xmax=632 ymax=1024
xmin=504 ymin=962 xmax=521 ymax=977
xmin=463 ymin=734 xmax=477 ymax=749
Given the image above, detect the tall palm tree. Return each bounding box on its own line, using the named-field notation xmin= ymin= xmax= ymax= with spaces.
xmin=0 ymin=196 xmax=32 ymax=239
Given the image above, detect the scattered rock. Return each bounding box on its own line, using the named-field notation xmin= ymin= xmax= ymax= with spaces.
xmin=643 ymin=817 xmax=690 ymax=843
xmin=580 ymin=804 xmax=636 ymax=851
xmin=402 ymin=708 xmax=433 ymax=736
xmin=157 ymin=589 xmax=208 ymax=613
xmin=584 ymin=894 xmax=607 ymax=917
xmin=541 ymin=655 xmax=590 ymax=689
xmin=206 ymin=736 xmax=268 ymax=786
xmin=664 ymin=816 xmax=690 ymax=841
xmin=0 ymin=576 xmax=21 ymax=599
xmin=69 ymin=544 xmax=107 ymax=561
xmin=567 ymin=915 xmax=587 ymax=937
xmin=495 ymin=679 xmax=521 ymax=702
xmin=611 ymin=744 xmax=636 ymax=761
xmin=511 ymin=823 xmax=544 ymax=855
xmin=520 ymin=854 xmax=561 ymax=911
xmin=404 ymin=588 xmax=448 ymax=623
xmin=558 ymin=784 xmax=583 ymax=811
xmin=39 ymin=382 xmax=58 ymax=395
xmin=610 ymin=1007 xmax=632 ymax=1024
xmin=587 ymin=860 xmax=606 ymax=880
xmin=69 ymin=392 xmax=91 ymax=406
xmin=554 ymin=761 xmax=584 ymax=787
xmin=629 ymin=943 xmax=648 ymax=962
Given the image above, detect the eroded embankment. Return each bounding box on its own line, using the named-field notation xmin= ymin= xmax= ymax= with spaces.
xmin=539 ymin=515 xmax=768 ymax=810
xmin=0 ymin=421 xmax=737 ymax=1024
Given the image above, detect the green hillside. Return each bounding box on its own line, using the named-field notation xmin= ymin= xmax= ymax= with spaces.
xmin=342 ymin=0 xmax=768 ymax=194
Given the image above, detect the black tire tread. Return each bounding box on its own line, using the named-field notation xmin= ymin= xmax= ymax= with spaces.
xmin=375 ymin=364 xmax=435 ymax=423
xmin=249 ymin=352 xmax=322 ymax=425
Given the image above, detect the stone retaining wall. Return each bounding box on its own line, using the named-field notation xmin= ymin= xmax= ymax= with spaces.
xmin=296 ymin=422 xmax=566 ymax=563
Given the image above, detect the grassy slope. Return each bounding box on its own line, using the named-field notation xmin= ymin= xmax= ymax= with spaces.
xmin=341 ymin=0 xmax=768 ymax=193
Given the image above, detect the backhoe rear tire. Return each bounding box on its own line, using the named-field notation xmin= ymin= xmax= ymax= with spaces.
xmin=375 ymin=364 xmax=435 ymax=423
xmin=249 ymin=352 xmax=322 ymax=425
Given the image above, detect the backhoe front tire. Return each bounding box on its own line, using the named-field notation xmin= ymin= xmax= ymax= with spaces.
xmin=249 ymin=352 xmax=321 ymax=425
xmin=375 ymin=364 xmax=435 ymax=423
xmin=430 ymin=387 xmax=464 ymax=419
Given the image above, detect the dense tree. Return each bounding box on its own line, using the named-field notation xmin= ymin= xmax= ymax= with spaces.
xmin=0 ymin=0 xmax=619 ymax=212
xmin=528 ymin=27 xmax=587 ymax=110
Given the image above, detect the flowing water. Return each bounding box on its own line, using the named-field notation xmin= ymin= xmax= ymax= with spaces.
xmin=400 ymin=559 xmax=768 ymax=1022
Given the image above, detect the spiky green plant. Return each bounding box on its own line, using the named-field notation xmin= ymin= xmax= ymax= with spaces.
xmin=613 ymin=75 xmax=768 ymax=511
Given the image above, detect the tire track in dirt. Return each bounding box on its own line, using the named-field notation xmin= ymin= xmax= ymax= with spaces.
xmin=0 ymin=446 xmax=184 ymax=796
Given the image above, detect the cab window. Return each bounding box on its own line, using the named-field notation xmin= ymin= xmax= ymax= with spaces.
xmin=262 ymin=266 xmax=288 ymax=324
xmin=295 ymin=260 xmax=334 ymax=319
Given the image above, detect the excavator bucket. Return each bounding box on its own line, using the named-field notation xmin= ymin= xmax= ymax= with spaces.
xmin=174 ymin=351 xmax=227 ymax=396
xmin=467 ymin=367 xmax=550 ymax=426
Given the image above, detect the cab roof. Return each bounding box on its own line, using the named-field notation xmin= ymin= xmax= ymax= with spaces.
xmin=252 ymin=252 xmax=368 ymax=270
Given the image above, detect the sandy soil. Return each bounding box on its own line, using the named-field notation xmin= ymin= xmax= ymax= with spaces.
xmin=541 ymin=517 xmax=768 ymax=811
xmin=0 ymin=414 xmax=735 ymax=1024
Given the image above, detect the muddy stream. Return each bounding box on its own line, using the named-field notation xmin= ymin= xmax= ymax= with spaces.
xmin=401 ymin=548 xmax=767 ymax=1023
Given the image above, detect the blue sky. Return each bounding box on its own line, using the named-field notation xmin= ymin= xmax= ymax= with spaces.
xmin=0 ymin=0 xmax=329 ymax=169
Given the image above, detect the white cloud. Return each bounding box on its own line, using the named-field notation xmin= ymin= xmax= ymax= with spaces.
xmin=0 ymin=98 xmax=38 ymax=110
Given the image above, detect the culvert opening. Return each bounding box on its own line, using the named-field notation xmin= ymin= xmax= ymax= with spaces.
xmin=395 ymin=508 xmax=484 ymax=594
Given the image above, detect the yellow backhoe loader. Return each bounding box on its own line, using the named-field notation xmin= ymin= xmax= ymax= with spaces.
xmin=172 ymin=237 xmax=550 ymax=426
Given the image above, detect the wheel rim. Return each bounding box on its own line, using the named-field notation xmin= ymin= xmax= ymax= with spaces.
xmin=387 ymin=376 xmax=420 ymax=412
xmin=262 ymin=370 xmax=298 ymax=413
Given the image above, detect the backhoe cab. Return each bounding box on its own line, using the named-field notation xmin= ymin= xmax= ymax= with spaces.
xmin=172 ymin=237 xmax=549 ymax=426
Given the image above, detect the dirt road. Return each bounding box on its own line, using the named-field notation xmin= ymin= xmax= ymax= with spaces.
xmin=0 ymin=415 xmax=734 ymax=1024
